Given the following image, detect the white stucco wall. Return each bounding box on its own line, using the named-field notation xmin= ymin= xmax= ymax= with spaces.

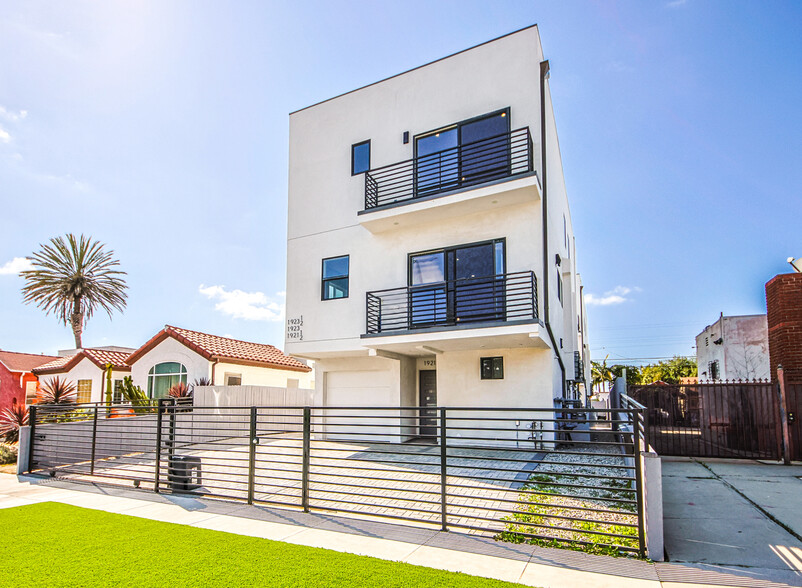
xmin=285 ymin=26 xmax=584 ymax=407
xmin=40 ymin=357 xmax=130 ymax=403
xmin=128 ymin=337 xmax=210 ymax=393
xmin=213 ymin=361 xmax=314 ymax=389
xmin=696 ymin=315 xmax=770 ymax=381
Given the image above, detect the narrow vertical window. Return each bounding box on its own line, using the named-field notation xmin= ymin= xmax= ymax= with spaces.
xmin=322 ymin=255 xmax=349 ymax=300
xmin=352 ymin=140 xmax=370 ymax=175
xmin=77 ymin=379 xmax=92 ymax=403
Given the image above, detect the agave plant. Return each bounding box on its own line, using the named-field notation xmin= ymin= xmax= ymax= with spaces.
xmin=168 ymin=382 xmax=191 ymax=398
xmin=37 ymin=377 xmax=77 ymax=405
xmin=0 ymin=403 xmax=28 ymax=443
xmin=192 ymin=377 xmax=211 ymax=388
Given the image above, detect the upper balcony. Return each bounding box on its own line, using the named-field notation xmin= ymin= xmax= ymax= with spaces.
xmin=358 ymin=127 xmax=539 ymax=233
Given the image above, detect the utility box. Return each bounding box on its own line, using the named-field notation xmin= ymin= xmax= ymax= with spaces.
xmin=168 ymin=455 xmax=202 ymax=491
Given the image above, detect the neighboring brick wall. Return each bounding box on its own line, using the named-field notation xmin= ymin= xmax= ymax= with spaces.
xmin=766 ymin=273 xmax=802 ymax=381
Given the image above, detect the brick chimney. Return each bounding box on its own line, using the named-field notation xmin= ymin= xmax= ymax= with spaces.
xmin=766 ymin=273 xmax=802 ymax=381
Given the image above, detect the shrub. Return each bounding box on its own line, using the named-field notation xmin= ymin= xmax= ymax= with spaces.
xmin=0 ymin=404 xmax=28 ymax=443
xmin=168 ymin=382 xmax=191 ymax=398
xmin=0 ymin=443 xmax=17 ymax=465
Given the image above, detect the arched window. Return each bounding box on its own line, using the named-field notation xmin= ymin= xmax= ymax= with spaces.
xmin=148 ymin=362 xmax=187 ymax=399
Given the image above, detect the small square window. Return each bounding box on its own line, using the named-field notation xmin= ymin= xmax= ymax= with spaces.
xmin=481 ymin=357 xmax=504 ymax=380
xmin=225 ymin=373 xmax=242 ymax=386
xmin=322 ymin=255 xmax=349 ymax=300
xmin=352 ymin=140 xmax=370 ymax=175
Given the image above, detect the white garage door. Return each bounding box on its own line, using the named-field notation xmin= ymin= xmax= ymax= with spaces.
xmin=325 ymin=370 xmax=392 ymax=406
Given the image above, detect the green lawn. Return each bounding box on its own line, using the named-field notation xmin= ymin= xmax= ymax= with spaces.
xmin=0 ymin=503 xmax=526 ymax=587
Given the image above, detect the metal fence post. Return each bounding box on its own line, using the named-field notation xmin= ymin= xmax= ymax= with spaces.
xmin=90 ymin=405 xmax=99 ymax=475
xmin=632 ymin=409 xmax=646 ymax=558
xmin=302 ymin=406 xmax=311 ymax=512
xmin=777 ymin=366 xmax=792 ymax=465
xmin=154 ymin=399 xmax=164 ymax=493
xmin=28 ymin=404 xmax=37 ymax=473
xmin=439 ymin=407 xmax=448 ymax=532
xmin=248 ymin=406 xmax=257 ymax=504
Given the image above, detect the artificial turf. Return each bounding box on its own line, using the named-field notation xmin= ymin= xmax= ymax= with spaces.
xmin=0 ymin=502 xmax=526 ymax=587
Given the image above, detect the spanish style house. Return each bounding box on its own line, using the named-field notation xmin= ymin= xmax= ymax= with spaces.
xmin=284 ymin=25 xmax=590 ymax=420
xmin=32 ymin=347 xmax=134 ymax=404
xmin=125 ymin=325 xmax=313 ymax=397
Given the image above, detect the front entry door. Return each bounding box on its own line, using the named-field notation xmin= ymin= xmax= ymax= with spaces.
xmin=419 ymin=370 xmax=437 ymax=437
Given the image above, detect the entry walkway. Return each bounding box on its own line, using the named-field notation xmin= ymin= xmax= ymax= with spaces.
xmin=662 ymin=457 xmax=802 ymax=587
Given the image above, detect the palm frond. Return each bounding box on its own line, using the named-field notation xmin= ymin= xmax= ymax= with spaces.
xmin=20 ymin=234 xmax=128 ymax=329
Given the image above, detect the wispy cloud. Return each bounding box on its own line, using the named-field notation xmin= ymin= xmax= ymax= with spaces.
xmin=585 ymin=285 xmax=641 ymax=306
xmin=0 ymin=106 xmax=28 ymax=122
xmin=605 ymin=60 xmax=634 ymax=74
xmin=0 ymin=257 xmax=34 ymax=275
xmin=0 ymin=127 xmax=10 ymax=143
xmin=199 ymin=284 xmax=285 ymax=322
xmin=666 ymin=0 xmax=688 ymax=7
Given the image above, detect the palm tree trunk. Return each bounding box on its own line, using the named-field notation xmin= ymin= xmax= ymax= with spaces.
xmin=71 ymin=311 xmax=83 ymax=348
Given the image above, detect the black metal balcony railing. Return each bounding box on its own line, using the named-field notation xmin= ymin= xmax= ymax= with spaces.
xmin=366 ymin=271 xmax=538 ymax=335
xmin=364 ymin=127 xmax=534 ymax=210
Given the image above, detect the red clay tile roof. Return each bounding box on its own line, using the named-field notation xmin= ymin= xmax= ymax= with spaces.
xmin=0 ymin=350 xmax=60 ymax=373
xmin=126 ymin=325 xmax=312 ymax=373
xmin=33 ymin=348 xmax=132 ymax=375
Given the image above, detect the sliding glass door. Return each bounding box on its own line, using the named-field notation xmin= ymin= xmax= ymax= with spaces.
xmin=415 ymin=110 xmax=511 ymax=197
xmin=408 ymin=240 xmax=506 ymax=328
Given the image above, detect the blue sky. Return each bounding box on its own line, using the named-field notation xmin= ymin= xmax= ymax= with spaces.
xmin=0 ymin=1 xmax=800 ymax=363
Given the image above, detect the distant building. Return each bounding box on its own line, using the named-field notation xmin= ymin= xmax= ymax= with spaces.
xmin=695 ymin=314 xmax=770 ymax=381
xmin=0 ymin=350 xmax=59 ymax=409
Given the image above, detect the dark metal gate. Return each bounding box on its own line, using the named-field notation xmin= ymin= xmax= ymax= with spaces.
xmin=629 ymin=381 xmax=782 ymax=459
xmin=28 ymin=401 xmax=647 ymax=556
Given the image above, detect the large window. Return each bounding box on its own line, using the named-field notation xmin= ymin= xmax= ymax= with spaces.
xmin=415 ymin=109 xmax=510 ymax=195
xmin=148 ymin=362 xmax=187 ymax=399
xmin=322 ymin=255 xmax=349 ymax=300
xmin=408 ymin=239 xmax=505 ymax=327
xmin=352 ymin=140 xmax=370 ymax=175
xmin=77 ymin=379 xmax=92 ymax=403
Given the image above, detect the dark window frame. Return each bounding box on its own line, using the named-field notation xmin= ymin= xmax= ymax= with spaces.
xmin=480 ymin=356 xmax=504 ymax=380
xmin=321 ymin=255 xmax=350 ymax=301
xmin=351 ymin=140 xmax=371 ymax=176
xmin=413 ymin=107 xmax=511 ymax=159
xmin=406 ymin=237 xmax=506 ymax=286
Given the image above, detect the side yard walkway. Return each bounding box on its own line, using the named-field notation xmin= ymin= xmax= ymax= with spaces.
xmin=661 ymin=457 xmax=802 ymax=587
xmin=0 ymin=472 xmax=798 ymax=587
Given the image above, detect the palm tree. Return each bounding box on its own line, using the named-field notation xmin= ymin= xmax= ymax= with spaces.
xmin=591 ymin=356 xmax=615 ymax=395
xmin=21 ymin=234 xmax=128 ymax=348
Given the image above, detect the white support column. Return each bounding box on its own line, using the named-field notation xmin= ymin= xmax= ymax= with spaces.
xmin=16 ymin=425 xmax=31 ymax=475
xmin=642 ymin=450 xmax=664 ymax=561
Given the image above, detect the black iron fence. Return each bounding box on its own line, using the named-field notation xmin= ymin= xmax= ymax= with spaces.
xmin=28 ymin=401 xmax=646 ymax=556
xmin=364 ymin=127 xmax=534 ymax=210
xmin=628 ymin=381 xmax=782 ymax=460
xmin=365 ymin=271 xmax=538 ymax=335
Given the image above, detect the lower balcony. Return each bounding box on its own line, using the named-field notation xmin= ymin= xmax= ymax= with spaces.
xmin=364 ymin=271 xmax=538 ymax=336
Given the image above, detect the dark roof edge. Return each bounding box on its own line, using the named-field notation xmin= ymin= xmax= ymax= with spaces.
xmin=289 ymin=23 xmax=539 ymax=116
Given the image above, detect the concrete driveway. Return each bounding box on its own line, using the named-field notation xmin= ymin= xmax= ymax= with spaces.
xmin=662 ymin=456 xmax=802 ymax=586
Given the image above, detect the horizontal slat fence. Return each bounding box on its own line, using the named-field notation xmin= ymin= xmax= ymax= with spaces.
xmin=28 ymin=401 xmax=646 ymax=556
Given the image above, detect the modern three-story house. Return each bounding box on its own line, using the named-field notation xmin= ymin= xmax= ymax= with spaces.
xmin=285 ymin=25 xmax=590 ymax=428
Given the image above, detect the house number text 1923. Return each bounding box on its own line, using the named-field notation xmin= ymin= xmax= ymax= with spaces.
xmin=287 ymin=316 xmax=304 ymax=341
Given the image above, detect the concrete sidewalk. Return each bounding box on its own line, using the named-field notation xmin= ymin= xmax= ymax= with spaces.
xmin=0 ymin=472 xmax=797 ymax=588
xmin=662 ymin=457 xmax=802 ymax=587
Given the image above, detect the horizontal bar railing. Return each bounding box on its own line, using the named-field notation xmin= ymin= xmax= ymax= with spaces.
xmin=364 ymin=127 xmax=534 ymax=210
xmin=366 ymin=270 xmax=537 ymax=335
xmin=27 ymin=402 xmax=646 ymax=556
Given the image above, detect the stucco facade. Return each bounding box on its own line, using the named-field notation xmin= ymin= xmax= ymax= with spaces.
xmin=285 ymin=25 xmax=588 ymax=423
xmin=696 ymin=314 xmax=770 ymax=381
